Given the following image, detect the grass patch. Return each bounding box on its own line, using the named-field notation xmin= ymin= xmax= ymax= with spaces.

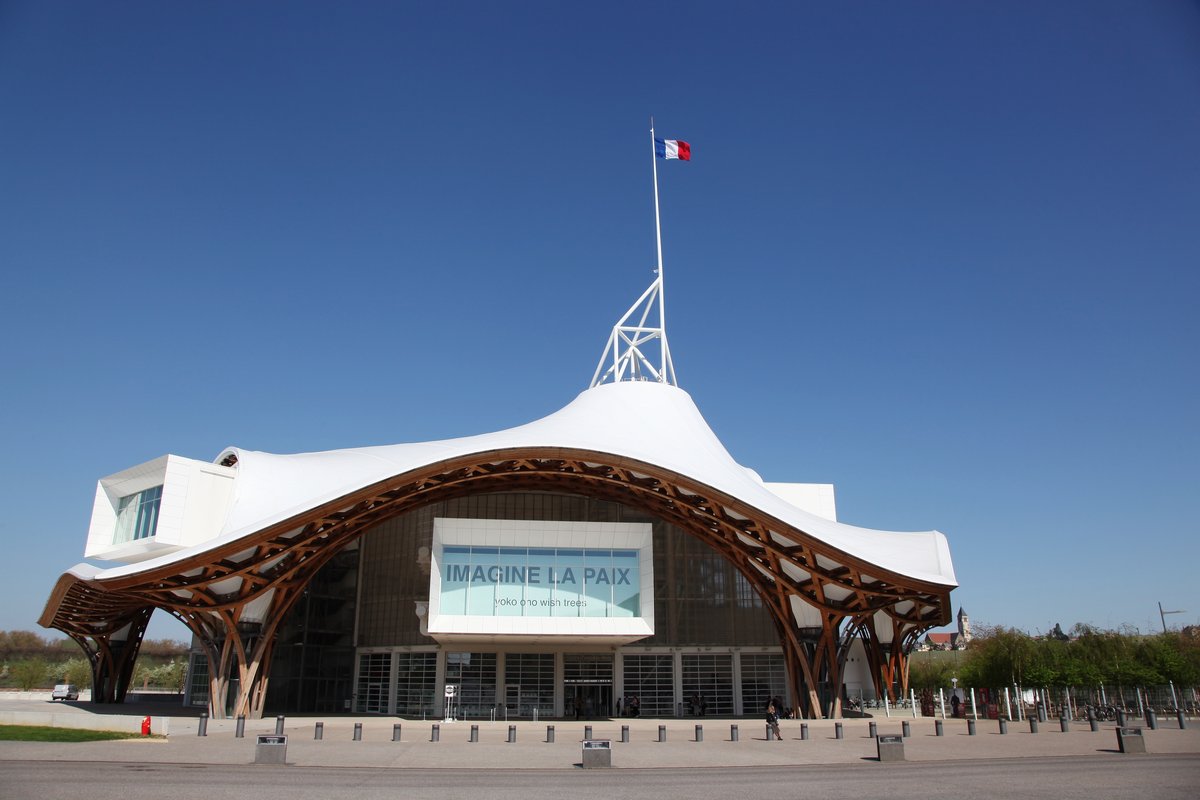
xmin=0 ymin=724 xmax=149 ymax=742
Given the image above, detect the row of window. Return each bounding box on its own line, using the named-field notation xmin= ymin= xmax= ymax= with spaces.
xmin=353 ymin=651 xmax=787 ymax=718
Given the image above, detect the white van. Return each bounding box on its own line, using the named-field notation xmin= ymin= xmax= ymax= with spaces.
xmin=51 ymin=684 xmax=79 ymax=701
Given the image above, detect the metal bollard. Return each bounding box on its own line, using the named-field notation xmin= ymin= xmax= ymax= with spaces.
xmin=547 ymin=725 xmax=555 ymax=743
xmin=999 ymin=718 xmax=1008 ymax=735
xmin=935 ymin=719 xmax=943 ymax=737
xmin=695 ymin=724 xmax=703 ymax=742
xmin=198 ymin=713 xmax=208 ymax=737
xmin=233 ymin=715 xmax=243 ymax=738
xmin=835 ymin=722 xmax=843 ymax=739
xmin=275 ymin=715 xmax=285 ymax=736
xmin=731 ymin=724 xmax=739 ymax=742
xmin=353 ymin=722 xmax=362 ymax=741
xmin=869 ymin=721 xmax=877 ymax=738
xmin=968 ymin=719 xmax=976 ymax=736
xmin=314 ymin=722 xmax=323 ymax=740
xmin=393 ymin=723 xmax=402 ymax=742
xmin=431 ymin=724 xmax=440 ymax=742
xmin=1060 ymin=716 xmax=1069 ymax=733
xmin=584 ymin=725 xmax=593 ymax=740
xmin=801 ymin=723 xmax=809 ymax=741
xmin=1117 ymin=709 xmax=1126 ymax=727
xmin=1090 ymin=719 xmax=1099 ymax=732
xmin=508 ymin=725 xmax=516 ymax=743
xmin=902 ymin=720 xmax=911 ymax=738
xmin=1146 ymin=710 xmax=1158 ymax=730
xmin=1178 ymin=710 xmax=1187 ymax=730
xmin=658 ymin=725 xmax=666 ymax=742
xmin=470 ymin=725 xmax=478 ymax=742
xmin=621 ymin=725 xmax=629 ymax=743
xmin=1029 ymin=717 xmax=1038 ymax=734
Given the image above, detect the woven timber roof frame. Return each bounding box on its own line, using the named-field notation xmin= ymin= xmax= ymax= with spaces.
xmin=43 ymin=441 xmax=953 ymax=719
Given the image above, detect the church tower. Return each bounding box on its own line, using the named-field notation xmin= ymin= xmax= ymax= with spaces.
xmin=956 ymin=606 xmax=971 ymax=645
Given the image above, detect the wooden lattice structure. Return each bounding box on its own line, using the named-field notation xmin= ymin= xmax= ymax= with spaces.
xmin=42 ymin=447 xmax=951 ymax=719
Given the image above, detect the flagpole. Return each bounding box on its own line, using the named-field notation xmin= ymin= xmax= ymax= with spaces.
xmin=650 ymin=116 xmax=668 ymax=382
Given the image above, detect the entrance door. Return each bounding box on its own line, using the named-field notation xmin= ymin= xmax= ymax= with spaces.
xmin=566 ymin=684 xmax=612 ymax=719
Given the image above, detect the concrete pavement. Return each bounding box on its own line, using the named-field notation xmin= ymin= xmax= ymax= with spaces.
xmin=2 ymin=693 xmax=1198 ymax=770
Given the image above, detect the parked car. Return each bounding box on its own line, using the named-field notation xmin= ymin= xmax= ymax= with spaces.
xmin=51 ymin=684 xmax=79 ymax=701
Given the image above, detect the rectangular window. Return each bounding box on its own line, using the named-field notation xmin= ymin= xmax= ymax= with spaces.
xmin=113 ymin=485 xmax=163 ymax=544
xmin=355 ymin=653 xmax=392 ymax=713
xmin=445 ymin=652 xmax=497 ymax=719
xmin=394 ymin=652 xmax=438 ymax=717
xmin=622 ymin=654 xmax=674 ymax=717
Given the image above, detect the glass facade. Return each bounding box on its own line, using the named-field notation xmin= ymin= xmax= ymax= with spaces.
xmin=741 ymin=653 xmax=787 ymax=716
xmin=355 ymin=653 xmax=391 ymax=713
xmin=265 ymin=542 xmax=358 ymax=713
xmin=262 ymin=491 xmax=786 ymax=716
xmin=113 ymin=485 xmax=163 ymax=544
xmin=681 ymin=653 xmax=734 ymax=716
xmin=504 ymin=653 xmax=555 ymax=718
xmin=621 ymin=654 xmax=675 ymax=717
xmin=445 ymin=652 xmax=497 ymax=719
xmin=394 ymin=652 xmax=438 ymax=717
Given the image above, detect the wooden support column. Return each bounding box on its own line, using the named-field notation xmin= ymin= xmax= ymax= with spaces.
xmin=68 ymin=607 xmax=151 ymax=705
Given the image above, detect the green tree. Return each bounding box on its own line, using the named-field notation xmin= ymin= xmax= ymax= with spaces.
xmin=10 ymin=659 xmax=50 ymax=690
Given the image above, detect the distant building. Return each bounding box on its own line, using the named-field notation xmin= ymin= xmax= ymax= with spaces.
xmin=919 ymin=608 xmax=970 ymax=651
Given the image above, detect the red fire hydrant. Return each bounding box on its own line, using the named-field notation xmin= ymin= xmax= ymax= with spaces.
xmin=141 ymin=716 xmax=151 ymax=736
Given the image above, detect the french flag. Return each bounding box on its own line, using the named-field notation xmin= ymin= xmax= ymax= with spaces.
xmin=655 ymin=138 xmax=691 ymax=161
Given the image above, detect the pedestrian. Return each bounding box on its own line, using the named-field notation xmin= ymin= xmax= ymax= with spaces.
xmin=766 ymin=702 xmax=782 ymax=740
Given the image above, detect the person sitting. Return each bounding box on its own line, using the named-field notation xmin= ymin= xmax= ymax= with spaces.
xmin=766 ymin=703 xmax=783 ymax=740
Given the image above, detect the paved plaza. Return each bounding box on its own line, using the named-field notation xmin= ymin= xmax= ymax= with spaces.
xmin=1 ymin=693 xmax=1198 ymax=770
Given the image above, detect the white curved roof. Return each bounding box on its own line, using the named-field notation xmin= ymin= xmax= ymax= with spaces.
xmin=95 ymin=381 xmax=956 ymax=587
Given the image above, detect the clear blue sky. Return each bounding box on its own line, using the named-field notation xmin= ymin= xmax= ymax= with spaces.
xmin=2 ymin=1 xmax=1197 ymax=643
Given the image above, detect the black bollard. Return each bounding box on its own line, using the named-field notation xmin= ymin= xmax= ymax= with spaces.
xmin=470 ymin=725 xmax=478 ymax=742
xmin=621 ymin=725 xmax=629 ymax=743
xmin=393 ymin=723 xmax=402 ymax=742
xmin=869 ymin=721 xmax=878 ymax=738
xmin=968 ymin=719 xmax=977 ymax=736
xmin=800 ymin=723 xmax=809 ymax=741
xmin=935 ymin=719 xmax=943 ymax=737
xmin=902 ymin=720 xmax=911 ymax=738
xmin=999 ymin=718 xmax=1008 ymax=735
xmin=1178 ymin=710 xmax=1187 ymax=730
xmin=431 ymin=724 xmax=440 ymax=742
xmin=314 ymin=721 xmax=324 ymax=740
xmin=275 ymin=715 xmax=285 ymax=735
xmin=1117 ymin=709 xmax=1126 ymax=727
xmin=584 ymin=725 xmax=592 ymax=740
xmin=1090 ymin=718 xmax=1099 ymax=732
xmin=1029 ymin=717 xmax=1038 ymax=734
xmin=1060 ymin=716 xmax=1069 ymax=733
xmin=353 ymin=722 xmax=362 ymax=741
xmin=233 ymin=715 xmax=243 ymax=738
xmin=508 ymin=725 xmax=516 ymax=743
xmin=658 ymin=725 xmax=666 ymax=742
xmin=1146 ymin=709 xmax=1158 ymax=730
xmin=835 ymin=722 xmax=843 ymax=740
xmin=695 ymin=724 xmax=703 ymax=742
xmin=547 ymin=725 xmax=555 ymax=743
xmin=731 ymin=724 xmax=739 ymax=742
xmin=198 ymin=713 xmax=208 ymax=737
xmin=1037 ymin=703 xmax=1047 ymax=723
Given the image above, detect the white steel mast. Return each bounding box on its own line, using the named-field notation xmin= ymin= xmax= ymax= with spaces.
xmin=590 ymin=118 xmax=678 ymax=388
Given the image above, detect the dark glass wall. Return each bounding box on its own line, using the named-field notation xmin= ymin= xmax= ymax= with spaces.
xmin=266 ymin=490 xmax=780 ymax=713
xmin=356 ymin=491 xmax=779 ymax=648
xmin=264 ymin=541 xmax=358 ymax=713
